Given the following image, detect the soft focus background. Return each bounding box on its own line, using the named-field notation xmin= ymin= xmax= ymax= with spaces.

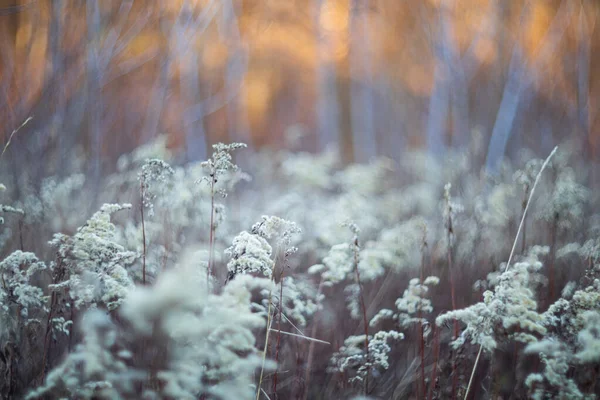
xmin=0 ymin=0 xmax=599 ymax=178
xmin=2 ymin=2 xmax=600 ymax=399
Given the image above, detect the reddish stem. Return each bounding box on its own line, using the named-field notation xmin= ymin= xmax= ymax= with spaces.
xmin=140 ymin=181 xmax=147 ymax=285
xmin=207 ymin=178 xmax=215 ymax=291
xmin=427 ymin=326 xmax=440 ymax=400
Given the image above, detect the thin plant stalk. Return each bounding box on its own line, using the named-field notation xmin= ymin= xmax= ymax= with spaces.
xmin=302 ymin=277 xmax=324 ymax=400
xmin=140 ymin=180 xmax=147 ymax=285
xmin=418 ymin=225 xmax=428 ymax=399
xmin=427 ymin=325 xmax=440 ymax=400
xmin=207 ymin=177 xmax=215 ymax=291
xmin=351 ymin=234 xmax=369 ymax=396
xmin=520 ymin=186 xmax=529 ymax=254
xmin=272 ymin=269 xmax=285 ymax=397
xmin=446 ymin=204 xmax=459 ymax=399
xmin=257 ymin=293 xmax=274 ymax=400
xmin=256 ymin=246 xmax=282 ymax=400
xmin=548 ymin=213 xmax=558 ymax=301
xmin=463 ymin=146 xmax=558 ymax=400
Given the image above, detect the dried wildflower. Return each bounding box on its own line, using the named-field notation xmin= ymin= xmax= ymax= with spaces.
xmin=48 ymin=203 xmax=136 ymax=310
xmin=437 ymin=255 xmax=547 ymax=352
xmin=537 ymin=167 xmax=589 ymax=231
xmin=225 ymin=231 xmax=274 ymax=279
xmin=251 ymin=215 xmax=301 ymax=250
xmin=31 ymin=267 xmax=269 ymax=400
xmin=329 ymin=330 xmax=403 ymax=384
xmin=0 ymin=251 xmax=47 ymax=331
xmin=138 ymin=158 xmax=174 ymax=217
xmin=0 ymin=183 xmax=24 ymax=225
xmin=198 ymin=142 xmax=247 ymax=197
xmin=575 ymin=311 xmax=600 ymax=363
xmin=525 ymin=340 xmax=585 ymax=400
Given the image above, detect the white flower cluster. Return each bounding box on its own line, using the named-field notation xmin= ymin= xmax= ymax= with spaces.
xmin=537 ymin=166 xmax=589 ymax=231
xmin=329 ymin=330 xmax=403 ymax=384
xmin=371 ymin=276 xmax=439 ymax=331
xmin=265 ymin=276 xmax=319 ymax=327
xmin=0 ymin=251 xmax=47 ymax=334
xmin=30 ymin=267 xmax=269 ymax=400
xmin=251 ymin=215 xmax=301 ymax=254
xmin=199 ymin=142 xmax=247 ymax=197
xmin=280 ymin=150 xmax=338 ymax=190
xmin=0 ymin=183 xmax=24 ymax=225
xmin=513 ymin=158 xmax=543 ymax=190
xmin=226 ymin=231 xmax=274 ymax=279
xmin=309 ymin=242 xmax=354 ymax=285
xmin=575 ymin=311 xmax=600 ymax=363
xmin=436 ymin=254 xmax=547 ymax=352
xmin=524 ymin=340 xmax=587 ymax=400
xmin=138 ymin=158 xmax=174 ymax=217
xmin=48 ymin=203 xmax=136 ymax=310
xmin=544 ymin=279 xmax=600 ymax=340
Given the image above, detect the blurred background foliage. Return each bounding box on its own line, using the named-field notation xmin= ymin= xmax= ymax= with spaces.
xmin=0 ymin=0 xmax=599 ymax=178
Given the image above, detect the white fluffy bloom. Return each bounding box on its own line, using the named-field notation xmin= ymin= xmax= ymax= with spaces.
xmin=31 ymin=267 xmax=269 ymax=400
xmin=329 ymin=330 xmax=403 ymax=385
xmin=226 ymin=231 xmax=274 ymax=279
xmin=437 ymin=256 xmax=546 ymax=352
xmin=48 ymin=203 xmax=136 ymax=310
xmin=0 ymin=251 xmax=47 ymax=335
xmin=575 ymin=311 xmax=600 ymax=363
xmin=537 ymin=167 xmax=589 ymax=231
xmin=281 ymin=150 xmax=338 ymax=190
xmin=138 ymin=158 xmax=174 ymax=217
xmin=524 ymin=339 xmax=586 ymax=400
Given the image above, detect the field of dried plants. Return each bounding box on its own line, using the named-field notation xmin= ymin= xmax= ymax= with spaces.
xmin=0 ymin=135 xmax=598 ymax=400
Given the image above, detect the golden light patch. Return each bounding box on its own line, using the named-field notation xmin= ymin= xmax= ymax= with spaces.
xmin=473 ymin=37 xmax=497 ymax=65
xmin=202 ymin=42 xmax=229 ymax=70
xmin=244 ymin=73 xmax=272 ymax=125
xmin=524 ymin=2 xmax=553 ymax=58
xmin=252 ymin=24 xmax=317 ymax=68
xmin=320 ymin=0 xmax=349 ymax=33
xmin=404 ymin=64 xmax=434 ymax=96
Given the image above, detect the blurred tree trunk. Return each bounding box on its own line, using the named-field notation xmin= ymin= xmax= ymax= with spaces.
xmin=426 ymin=2 xmax=451 ymax=158
xmin=336 ymin=1 xmax=353 ymax=164
xmin=315 ymin=0 xmax=341 ymax=154
xmin=87 ymin=0 xmax=103 ymax=180
xmin=349 ymin=0 xmax=376 ymax=163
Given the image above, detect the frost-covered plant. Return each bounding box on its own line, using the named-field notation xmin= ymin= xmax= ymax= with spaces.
xmin=524 ymin=340 xmax=588 ymax=400
xmin=138 ymin=159 xmax=174 ymax=284
xmin=138 ymin=158 xmax=174 ymax=218
xmin=267 ymin=276 xmax=319 ymax=328
xmin=280 ymin=150 xmax=338 ymax=190
xmin=48 ymin=203 xmax=136 ymax=311
xmin=335 ymin=158 xmax=394 ymax=196
xmin=226 ymin=216 xmax=300 ymax=282
xmin=575 ymin=311 xmax=600 ymax=363
xmin=198 ymin=142 xmax=247 ymax=284
xmin=0 ymin=184 xmax=24 ymax=226
xmin=436 ymin=251 xmax=547 ymax=352
xmin=329 ymin=330 xmax=403 ymax=387
xmin=0 ymin=251 xmax=47 ymax=337
xmin=371 ymin=276 xmax=439 ymax=330
xmin=537 ymin=163 xmax=589 ymax=233
xmin=226 ymin=231 xmax=274 ymax=280
xmin=250 ymin=215 xmax=301 ymax=252
xmin=544 ymin=279 xmax=600 ymax=343
xmin=358 ymin=217 xmax=425 ymax=279
xmin=30 ymin=266 xmax=271 ymax=400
